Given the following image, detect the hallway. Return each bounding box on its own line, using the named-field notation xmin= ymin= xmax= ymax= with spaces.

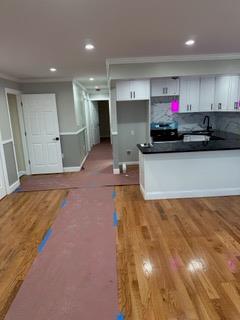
xmin=19 ymin=140 xmax=139 ymax=192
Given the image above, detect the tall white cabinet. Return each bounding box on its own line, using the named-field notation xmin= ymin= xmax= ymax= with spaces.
xmin=199 ymin=77 xmax=215 ymax=112
xmin=179 ymin=77 xmax=200 ymax=112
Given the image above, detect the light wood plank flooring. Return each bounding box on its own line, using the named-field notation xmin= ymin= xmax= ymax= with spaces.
xmin=0 ymin=190 xmax=67 ymax=320
xmin=116 ymin=185 xmax=240 ymax=319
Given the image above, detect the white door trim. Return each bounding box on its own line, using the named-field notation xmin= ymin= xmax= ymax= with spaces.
xmin=5 ymin=88 xmax=31 ymax=177
xmin=0 ymin=130 xmax=7 ymax=197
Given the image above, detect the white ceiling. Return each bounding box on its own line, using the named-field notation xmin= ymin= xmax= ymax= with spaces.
xmin=1 ymin=0 xmax=240 ymax=88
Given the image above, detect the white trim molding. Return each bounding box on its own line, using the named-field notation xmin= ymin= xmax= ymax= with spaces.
xmin=2 ymin=139 xmax=13 ymax=145
xmin=60 ymin=127 xmax=86 ymax=136
xmin=106 ymin=53 xmax=240 ymax=66
xmin=8 ymin=180 xmax=20 ymax=194
xmin=141 ymin=186 xmax=240 ymax=200
xmin=63 ymin=166 xmax=80 ymax=173
xmin=113 ymin=168 xmax=120 ymax=175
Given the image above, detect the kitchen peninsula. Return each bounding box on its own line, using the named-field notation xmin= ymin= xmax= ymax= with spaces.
xmin=138 ymin=131 xmax=240 ymax=200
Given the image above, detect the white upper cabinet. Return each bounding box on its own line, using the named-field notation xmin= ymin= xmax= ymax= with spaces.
xmin=179 ymin=77 xmax=200 ymax=112
xmin=199 ymin=77 xmax=215 ymax=112
xmin=151 ymin=78 xmax=180 ymax=97
xmin=116 ymin=81 xmax=131 ymax=101
xmin=116 ymin=80 xmax=150 ymax=101
xmin=228 ymin=76 xmax=240 ymax=111
xmin=214 ymin=76 xmax=231 ymax=111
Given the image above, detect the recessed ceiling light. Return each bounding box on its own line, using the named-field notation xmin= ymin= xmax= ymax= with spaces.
xmin=85 ymin=43 xmax=95 ymax=50
xmin=49 ymin=67 xmax=57 ymax=72
xmin=89 ymin=77 xmax=94 ymax=81
xmin=185 ymin=39 xmax=195 ymax=46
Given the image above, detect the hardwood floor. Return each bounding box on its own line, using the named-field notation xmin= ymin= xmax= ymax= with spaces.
xmin=0 ymin=190 xmax=67 ymax=320
xmin=116 ymin=185 xmax=240 ymax=320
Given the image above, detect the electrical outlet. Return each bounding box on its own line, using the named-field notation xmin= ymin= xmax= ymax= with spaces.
xmin=130 ymin=130 xmax=135 ymax=135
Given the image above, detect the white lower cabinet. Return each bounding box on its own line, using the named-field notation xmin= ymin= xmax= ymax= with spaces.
xmin=179 ymin=77 xmax=200 ymax=112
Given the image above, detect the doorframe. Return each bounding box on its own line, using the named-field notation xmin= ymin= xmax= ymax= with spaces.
xmin=0 ymin=129 xmax=8 ymax=197
xmin=5 ymin=88 xmax=31 ymax=177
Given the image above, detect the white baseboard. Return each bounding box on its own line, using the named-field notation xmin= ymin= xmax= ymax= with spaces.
xmin=113 ymin=168 xmax=120 ymax=175
xmin=63 ymin=166 xmax=80 ymax=172
xmin=141 ymin=187 xmax=240 ymax=200
xmin=18 ymin=171 xmax=26 ymax=178
xmin=63 ymin=153 xmax=89 ymax=173
xmin=80 ymin=153 xmax=88 ymax=170
xmin=119 ymin=161 xmax=139 ymax=165
xmin=8 ymin=180 xmax=20 ymax=194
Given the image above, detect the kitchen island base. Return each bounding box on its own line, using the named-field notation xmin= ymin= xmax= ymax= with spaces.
xmin=139 ymin=150 xmax=240 ymax=200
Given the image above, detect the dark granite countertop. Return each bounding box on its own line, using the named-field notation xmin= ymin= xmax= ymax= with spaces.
xmin=137 ymin=131 xmax=240 ymax=154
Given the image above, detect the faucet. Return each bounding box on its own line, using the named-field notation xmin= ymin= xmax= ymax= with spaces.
xmin=203 ymin=116 xmax=212 ymax=132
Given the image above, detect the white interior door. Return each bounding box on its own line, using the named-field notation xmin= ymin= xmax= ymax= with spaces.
xmin=0 ymin=149 xmax=7 ymax=199
xmin=21 ymin=94 xmax=63 ymax=174
xmin=92 ymin=102 xmax=100 ymax=145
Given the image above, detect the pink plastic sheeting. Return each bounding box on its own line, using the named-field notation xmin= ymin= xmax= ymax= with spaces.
xmin=5 ymin=187 xmax=118 ymax=320
xmin=20 ymin=141 xmax=139 ymax=192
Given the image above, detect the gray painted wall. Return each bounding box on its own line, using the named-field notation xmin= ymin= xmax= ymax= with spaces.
xmin=3 ymin=142 xmax=18 ymax=185
xmin=60 ymin=130 xmax=87 ymax=167
xmin=0 ymin=78 xmax=20 ymax=141
xmin=72 ymin=82 xmax=86 ymax=129
xmin=21 ymin=81 xmax=88 ymax=168
xmin=20 ymin=82 xmax=78 ymax=132
xmin=117 ymin=101 xmax=148 ymax=162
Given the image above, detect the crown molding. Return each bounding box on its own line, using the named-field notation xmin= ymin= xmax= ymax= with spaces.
xmin=106 ymin=53 xmax=240 ymax=66
xmin=19 ymin=77 xmax=73 ymax=83
xmin=0 ymin=72 xmax=19 ymax=82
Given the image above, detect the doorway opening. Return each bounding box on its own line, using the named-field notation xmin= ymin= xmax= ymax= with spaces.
xmin=97 ymin=100 xmax=110 ymax=143
xmin=6 ymin=91 xmax=29 ymax=178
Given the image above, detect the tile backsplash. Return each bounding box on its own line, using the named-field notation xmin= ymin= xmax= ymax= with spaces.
xmin=215 ymin=112 xmax=240 ymax=135
xmin=151 ymin=102 xmax=216 ymax=132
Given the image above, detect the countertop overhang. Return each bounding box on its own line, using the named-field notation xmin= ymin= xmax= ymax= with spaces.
xmin=137 ymin=131 xmax=240 ymax=154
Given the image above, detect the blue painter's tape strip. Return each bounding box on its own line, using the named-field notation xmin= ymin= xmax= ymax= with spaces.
xmin=38 ymin=229 xmax=52 ymax=253
xmin=15 ymin=187 xmax=22 ymax=193
xmin=117 ymin=313 xmax=124 ymax=320
xmin=61 ymin=199 xmax=68 ymax=208
xmin=112 ymin=191 xmax=116 ymax=199
xmin=113 ymin=211 xmax=118 ymax=227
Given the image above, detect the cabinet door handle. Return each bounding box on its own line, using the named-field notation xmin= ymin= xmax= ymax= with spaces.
xmin=133 ymin=91 xmax=135 ymax=99
xmin=211 ymin=103 xmax=213 ymax=110
xmin=130 ymin=91 xmax=132 ymax=99
xmin=218 ymin=103 xmax=222 ymax=110
xmin=166 ymin=87 xmax=168 ymax=94
xmin=187 ymin=104 xmax=189 ymax=111
xmin=190 ymin=104 xmax=192 ymax=111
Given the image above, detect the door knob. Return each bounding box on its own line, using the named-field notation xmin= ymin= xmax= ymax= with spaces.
xmin=54 ymin=137 xmax=60 ymax=141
